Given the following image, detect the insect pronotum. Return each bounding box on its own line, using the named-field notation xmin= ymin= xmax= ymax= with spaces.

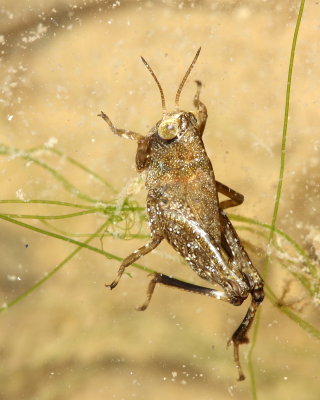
xmin=98 ymin=47 xmax=264 ymax=381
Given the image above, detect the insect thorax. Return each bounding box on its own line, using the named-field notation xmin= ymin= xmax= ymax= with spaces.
xmin=144 ymin=111 xmax=214 ymax=189
xmin=144 ymin=111 xmax=221 ymax=245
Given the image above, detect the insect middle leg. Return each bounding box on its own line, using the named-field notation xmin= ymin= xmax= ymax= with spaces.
xmin=106 ymin=236 xmax=163 ymax=289
xmin=216 ymin=180 xmax=244 ymax=210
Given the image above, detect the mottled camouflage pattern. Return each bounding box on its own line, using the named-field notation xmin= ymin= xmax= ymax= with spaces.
xmin=98 ymin=51 xmax=264 ymax=381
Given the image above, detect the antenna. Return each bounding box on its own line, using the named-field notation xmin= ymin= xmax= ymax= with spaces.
xmin=175 ymin=47 xmax=201 ymax=110
xmin=141 ymin=56 xmax=167 ymax=115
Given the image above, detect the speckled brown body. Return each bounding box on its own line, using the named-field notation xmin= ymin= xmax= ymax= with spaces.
xmin=144 ymin=111 xmax=263 ymax=306
xmin=146 ymin=112 xmax=220 ymax=243
xmin=99 ymin=49 xmax=264 ymax=381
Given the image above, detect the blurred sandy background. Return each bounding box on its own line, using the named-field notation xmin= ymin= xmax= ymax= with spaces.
xmin=0 ymin=1 xmax=319 ymax=399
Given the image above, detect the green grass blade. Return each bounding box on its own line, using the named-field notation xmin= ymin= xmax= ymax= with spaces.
xmin=248 ymin=1 xmax=306 ymax=398
xmin=28 ymin=145 xmax=117 ymax=193
xmin=0 ymin=144 xmax=102 ymax=203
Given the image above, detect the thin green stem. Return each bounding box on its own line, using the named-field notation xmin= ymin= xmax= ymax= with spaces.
xmin=0 ymin=199 xmax=145 ymax=213
xmin=0 ymin=214 xmax=112 ymax=255
xmin=0 ymin=199 xmax=99 ymax=209
xmin=265 ymin=284 xmax=320 ymax=340
xmin=230 ymin=213 xmax=317 ymax=276
xmin=28 ymin=145 xmax=117 ymax=193
xmin=235 ymin=224 xmax=315 ymax=295
xmin=39 ymin=219 xmax=150 ymax=240
xmin=0 ymin=214 xmax=149 ymax=270
xmin=248 ymin=1 xmax=306 ymax=398
xmin=0 ymin=215 xmax=155 ymax=313
xmin=1 ymin=213 xmax=319 ymax=343
xmin=247 ymin=308 xmax=261 ymax=396
xmin=0 ymin=144 xmax=102 ymax=203
xmin=0 ymin=220 xmax=110 ymax=312
xmin=0 ymin=209 xmax=99 ymax=219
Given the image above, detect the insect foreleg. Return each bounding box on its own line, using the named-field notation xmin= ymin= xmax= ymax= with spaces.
xmin=98 ymin=111 xmax=150 ymax=171
xmin=193 ymin=80 xmax=207 ymax=135
xmin=216 ymin=180 xmax=244 ymax=209
xmin=106 ymin=236 xmax=163 ymax=290
xmin=98 ymin=111 xmax=144 ymax=141
xmin=137 ymin=272 xmax=228 ymax=311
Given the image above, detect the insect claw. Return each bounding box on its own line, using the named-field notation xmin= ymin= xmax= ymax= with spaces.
xmin=237 ymin=371 xmax=246 ymax=382
xmin=135 ymin=303 xmax=147 ymax=312
xmin=98 ymin=110 xmax=106 ymax=118
xmin=228 ymin=337 xmax=247 ymax=381
xmin=105 ymin=281 xmax=117 ymax=290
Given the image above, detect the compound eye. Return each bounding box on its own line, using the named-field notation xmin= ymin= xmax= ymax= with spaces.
xmin=158 ymin=118 xmax=179 ymax=140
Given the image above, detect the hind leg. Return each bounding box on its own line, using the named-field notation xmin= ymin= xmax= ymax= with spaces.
xmin=137 ymin=271 xmax=261 ymax=381
xmin=136 ymin=272 xmax=229 ymax=311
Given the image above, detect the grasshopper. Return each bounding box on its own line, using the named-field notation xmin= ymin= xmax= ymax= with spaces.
xmin=98 ymin=47 xmax=264 ymax=381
